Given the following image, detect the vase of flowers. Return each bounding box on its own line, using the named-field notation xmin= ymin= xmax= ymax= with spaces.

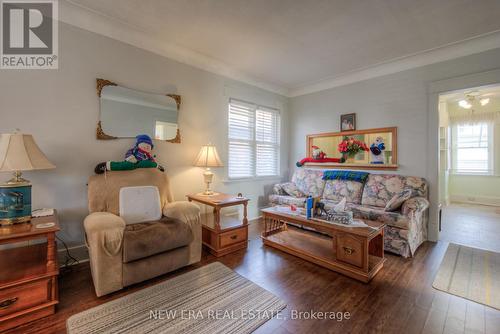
xmin=338 ymin=137 xmax=369 ymax=163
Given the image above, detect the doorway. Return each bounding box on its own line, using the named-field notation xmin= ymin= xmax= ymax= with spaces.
xmin=438 ymin=84 xmax=500 ymax=251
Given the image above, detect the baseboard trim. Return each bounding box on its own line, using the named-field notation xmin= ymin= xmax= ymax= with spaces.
xmin=449 ymin=194 xmax=500 ymax=207
xmin=248 ymin=215 xmax=262 ymax=223
xmin=58 ymin=244 xmax=89 ymax=266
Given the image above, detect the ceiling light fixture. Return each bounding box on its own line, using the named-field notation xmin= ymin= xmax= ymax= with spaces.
xmin=458 ymin=100 xmax=472 ymax=109
xmin=480 ymin=98 xmax=490 ymax=106
xmin=457 ymin=92 xmax=490 ymax=111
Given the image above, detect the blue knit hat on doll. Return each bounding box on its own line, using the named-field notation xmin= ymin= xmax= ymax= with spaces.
xmin=134 ymin=134 xmax=154 ymax=149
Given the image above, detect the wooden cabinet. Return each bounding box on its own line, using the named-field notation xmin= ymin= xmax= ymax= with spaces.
xmin=0 ymin=214 xmax=59 ymax=332
xmin=220 ymin=228 xmax=248 ymax=248
xmin=187 ymin=193 xmax=249 ymax=257
xmin=0 ymin=278 xmax=53 ymax=318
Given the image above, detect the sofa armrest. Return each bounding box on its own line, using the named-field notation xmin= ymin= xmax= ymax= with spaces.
xmin=83 ymin=212 xmax=126 ymax=297
xmin=163 ymin=201 xmax=201 ymax=264
xmin=401 ymin=197 xmax=429 ymax=216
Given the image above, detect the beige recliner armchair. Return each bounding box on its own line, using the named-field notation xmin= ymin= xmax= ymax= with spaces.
xmin=83 ymin=169 xmax=201 ymax=297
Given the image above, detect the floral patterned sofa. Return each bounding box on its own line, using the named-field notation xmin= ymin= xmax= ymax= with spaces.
xmin=269 ymin=169 xmax=429 ymax=258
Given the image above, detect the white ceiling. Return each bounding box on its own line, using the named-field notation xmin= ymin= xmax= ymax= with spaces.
xmin=64 ymin=0 xmax=500 ymax=96
xmin=440 ymin=84 xmax=500 ymax=103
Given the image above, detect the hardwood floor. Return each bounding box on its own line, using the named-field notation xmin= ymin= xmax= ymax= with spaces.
xmin=441 ymin=203 xmax=500 ymax=252
xmin=4 ymin=220 xmax=500 ymax=334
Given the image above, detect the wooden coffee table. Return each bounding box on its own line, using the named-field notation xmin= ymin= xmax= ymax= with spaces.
xmin=261 ymin=207 xmax=385 ymax=282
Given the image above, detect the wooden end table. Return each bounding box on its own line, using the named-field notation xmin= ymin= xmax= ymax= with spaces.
xmin=261 ymin=207 xmax=385 ymax=283
xmin=0 ymin=213 xmax=59 ymax=332
xmin=187 ymin=193 xmax=249 ymax=257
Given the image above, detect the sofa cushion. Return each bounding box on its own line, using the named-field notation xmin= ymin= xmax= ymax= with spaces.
xmin=269 ymin=194 xmax=307 ymax=207
xmin=322 ymin=180 xmax=364 ymax=204
xmin=385 ymin=189 xmax=412 ymax=212
xmin=280 ymin=182 xmax=306 ymax=197
xmin=348 ymin=204 xmax=411 ymax=230
xmin=291 ymin=168 xmax=326 ymax=197
xmin=123 ymin=218 xmax=193 ymax=263
xmin=361 ymin=174 xmax=427 ymax=208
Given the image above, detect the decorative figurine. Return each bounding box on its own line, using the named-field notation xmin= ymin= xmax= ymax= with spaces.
xmin=370 ymin=136 xmax=386 ymax=164
xmin=94 ymin=134 xmax=165 ymax=174
xmin=311 ymin=145 xmax=326 ymax=160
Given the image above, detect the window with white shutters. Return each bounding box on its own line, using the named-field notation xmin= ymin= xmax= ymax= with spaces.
xmin=228 ymin=98 xmax=280 ymax=179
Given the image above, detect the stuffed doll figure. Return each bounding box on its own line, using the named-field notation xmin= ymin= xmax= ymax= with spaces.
xmin=311 ymin=145 xmax=326 ymax=160
xmin=94 ymin=134 xmax=164 ymax=174
xmin=124 ymin=134 xmax=155 ymax=164
xmin=370 ymin=136 xmax=386 ymax=164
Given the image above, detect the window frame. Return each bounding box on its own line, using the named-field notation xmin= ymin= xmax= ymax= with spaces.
xmin=451 ymin=122 xmax=494 ymax=176
xmin=227 ymin=98 xmax=281 ymax=180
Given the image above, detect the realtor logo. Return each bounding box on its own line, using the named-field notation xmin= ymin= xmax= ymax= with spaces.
xmin=1 ymin=0 xmax=58 ymax=69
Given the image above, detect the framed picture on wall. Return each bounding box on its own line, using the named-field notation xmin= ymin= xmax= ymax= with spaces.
xmin=306 ymin=126 xmax=398 ymax=170
xmin=341 ymin=113 xmax=356 ymax=131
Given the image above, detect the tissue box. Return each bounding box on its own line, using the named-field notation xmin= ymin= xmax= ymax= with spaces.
xmin=327 ymin=210 xmax=353 ymax=225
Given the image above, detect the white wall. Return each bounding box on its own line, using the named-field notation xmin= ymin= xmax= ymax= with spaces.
xmin=289 ymin=48 xmax=500 ymax=241
xmin=0 ymin=23 xmax=288 ymax=253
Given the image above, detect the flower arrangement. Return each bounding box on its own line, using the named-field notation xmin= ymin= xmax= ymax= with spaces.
xmin=338 ymin=137 xmax=369 ymax=160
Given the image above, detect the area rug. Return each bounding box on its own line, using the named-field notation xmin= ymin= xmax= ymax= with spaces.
xmin=433 ymin=243 xmax=500 ymax=310
xmin=67 ymin=262 xmax=286 ymax=334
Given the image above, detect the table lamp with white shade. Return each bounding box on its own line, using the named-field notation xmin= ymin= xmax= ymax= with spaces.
xmin=0 ymin=133 xmax=55 ymax=225
xmin=193 ymin=144 xmax=223 ymax=196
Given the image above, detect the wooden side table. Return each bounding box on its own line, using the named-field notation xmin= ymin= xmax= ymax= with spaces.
xmin=0 ymin=213 xmax=59 ymax=332
xmin=187 ymin=193 xmax=249 ymax=257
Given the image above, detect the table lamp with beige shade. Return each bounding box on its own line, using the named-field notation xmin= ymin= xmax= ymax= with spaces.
xmin=0 ymin=133 xmax=55 ymax=225
xmin=193 ymin=144 xmax=223 ymax=196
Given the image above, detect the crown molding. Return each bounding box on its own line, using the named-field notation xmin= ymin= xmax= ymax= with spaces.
xmin=288 ymin=30 xmax=500 ymax=97
xmin=60 ymin=1 xmax=500 ymax=98
xmin=59 ymin=0 xmax=289 ymax=96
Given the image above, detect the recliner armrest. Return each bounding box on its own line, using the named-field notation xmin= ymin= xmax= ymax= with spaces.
xmin=163 ymin=201 xmax=201 ymax=223
xmin=163 ymin=201 xmax=201 ymax=265
xmin=83 ymin=212 xmax=126 ymax=297
xmin=84 ymin=212 xmax=126 ymax=256
xmin=401 ymin=197 xmax=429 ymax=216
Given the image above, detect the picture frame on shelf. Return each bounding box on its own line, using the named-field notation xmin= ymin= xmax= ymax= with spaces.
xmin=340 ymin=113 xmax=356 ymax=131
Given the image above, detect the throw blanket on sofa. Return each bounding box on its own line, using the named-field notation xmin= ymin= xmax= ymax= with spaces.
xmin=322 ymin=170 xmax=369 ymax=183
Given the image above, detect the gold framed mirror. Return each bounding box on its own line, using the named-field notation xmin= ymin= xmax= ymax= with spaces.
xmin=96 ymin=79 xmax=181 ymax=143
xmin=305 ymin=127 xmax=398 ymax=170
